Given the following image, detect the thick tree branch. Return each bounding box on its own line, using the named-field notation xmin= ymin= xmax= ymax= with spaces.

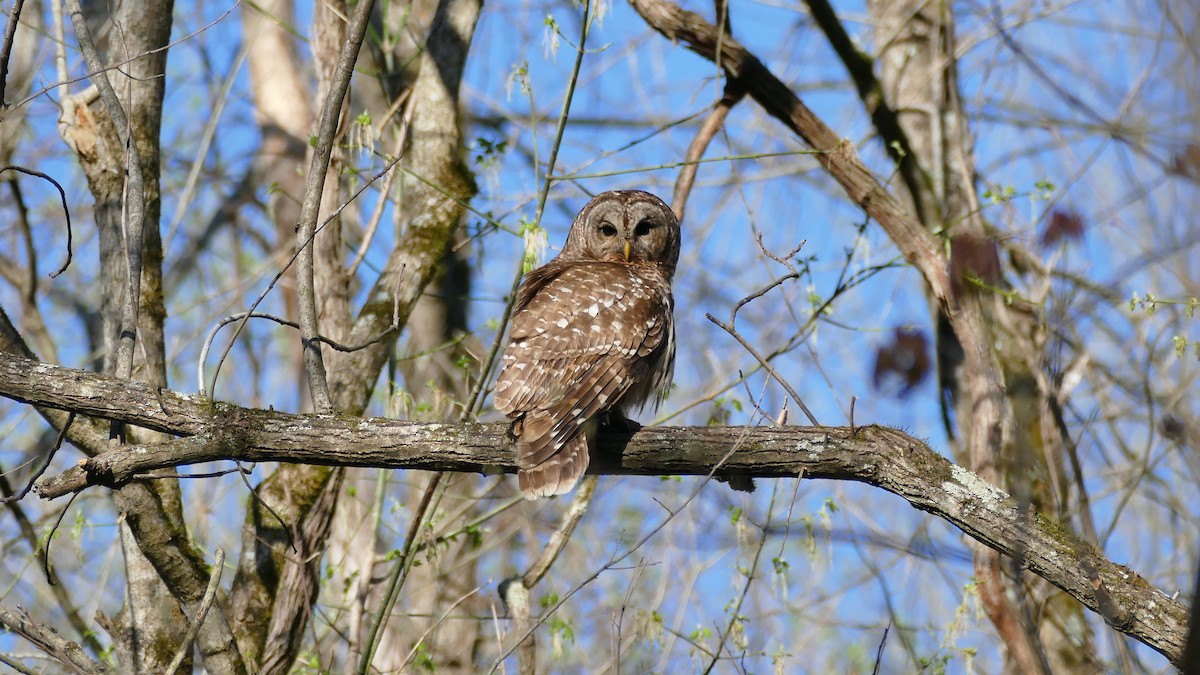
xmin=800 ymin=0 xmax=927 ymax=225
xmin=628 ymin=0 xmax=951 ymax=303
xmin=0 ymin=352 xmax=1187 ymax=666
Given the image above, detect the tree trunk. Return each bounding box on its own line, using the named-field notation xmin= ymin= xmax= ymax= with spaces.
xmin=864 ymin=1 xmax=1099 ymax=671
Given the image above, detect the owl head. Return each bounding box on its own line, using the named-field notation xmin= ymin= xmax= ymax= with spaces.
xmin=560 ymin=190 xmax=680 ymax=273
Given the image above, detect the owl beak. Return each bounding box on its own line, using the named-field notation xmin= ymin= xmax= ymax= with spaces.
xmin=622 ymin=240 xmax=632 ymax=261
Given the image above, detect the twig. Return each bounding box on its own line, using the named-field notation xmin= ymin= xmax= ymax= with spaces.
xmin=0 ymin=0 xmax=26 ymax=106
xmin=164 ymin=45 xmax=248 ymax=249
xmin=466 ymin=0 xmax=594 ymax=420
xmin=205 ymin=149 xmax=409 ymax=399
xmin=0 ymin=652 xmax=37 ymax=675
xmin=131 ymin=466 xmax=252 ymax=480
xmin=0 ymin=460 xmax=104 ymax=656
xmin=871 ymin=619 xmax=891 ymax=675
xmin=164 ymin=548 xmax=226 ymax=674
xmin=347 ymin=89 xmax=415 ymax=278
xmin=0 ymin=604 xmax=107 ymax=674
xmin=41 ymin=492 xmax=78 ymax=585
xmin=294 ymin=0 xmax=378 ymax=414
xmin=198 ymin=312 xmax=399 ymax=396
xmin=701 ymin=481 xmax=779 ymax=674
xmin=613 ymin=557 xmax=648 ymax=672
xmin=0 ymin=166 xmax=73 ymax=278
xmin=671 ymin=79 xmax=745 ymax=222
xmin=344 ymin=469 xmax=389 ymax=672
xmin=359 ymin=471 xmax=444 ymax=673
xmin=1 ymin=412 xmax=73 ymax=503
xmin=17 ymin=1 xmax=242 ymax=113
xmin=398 ymin=583 xmax=486 ymax=671
xmin=236 ymin=459 xmax=294 ymax=553
xmin=489 ymin=428 xmax=759 ymax=673
xmin=707 ymin=313 xmax=819 ymax=425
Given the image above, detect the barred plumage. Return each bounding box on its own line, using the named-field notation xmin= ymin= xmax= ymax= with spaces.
xmin=494 ymin=190 xmax=679 ymax=499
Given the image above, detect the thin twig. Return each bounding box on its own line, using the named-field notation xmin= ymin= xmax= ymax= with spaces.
xmin=0 ymin=167 xmax=73 ymax=278
xmin=347 ymin=89 xmax=415 ymax=278
xmin=613 ymin=557 xmax=648 ymax=672
xmin=359 ymin=471 xmax=444 ymax=673
xmin=489 ymin=426 xmax=760 ymax=673
xmin=164 ymin=45 xmax=249 ymax=250
xmin=871 ymin=619 xmax=891 ymax=675
xmin=0 ymin=0 xmax=26 ymax=106
xmin=236 ymin=459 xmax=294 ymax=553
xmin=701 ymin=481 xmax=779 ymax=674
xmin=672 ymin=79 xmax=745 ymax=222
xmin=206 ymin=149 xmax=410 ymax=399
xmin=198 ymin=312 xmax=398 ymax=396
xmin=15 ymin=0 xmax=242 ymax=113
xmin=0 ymin=604 xmax=107 ymax=674
xmin=164 ymin=548 xmax=226 ymax=674
xmin=294 ymin=0 xmax=378 ymax=414
xmin=465 ymin=0 xmax=594 ymax=420
xmin=0 ymin=412 xmax=73 ymax=504
xmin=398 ymin=583 xmax=486 ymax=671
xmin=707 ymin=313 xmax=819 ymax=425
xmin=41 ymin=492 xmax=79 ymax=585
xmin=344 ymin=468 xmax=389 ymax=672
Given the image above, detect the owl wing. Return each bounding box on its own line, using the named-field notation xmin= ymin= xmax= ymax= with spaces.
xmin=494 ymin=262 xmax=671 ymax=490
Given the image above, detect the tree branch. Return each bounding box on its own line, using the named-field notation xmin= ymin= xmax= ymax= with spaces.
xmin=0 ymin=352 xmax=1187 ymax=667
xmin=0 ymin=604 xmax=109 ymax=674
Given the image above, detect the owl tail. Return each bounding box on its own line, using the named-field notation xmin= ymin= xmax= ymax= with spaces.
xmin=517 ymin=434 xmax=589 ymax=500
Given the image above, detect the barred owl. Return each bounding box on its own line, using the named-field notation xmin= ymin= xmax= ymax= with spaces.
xmin=494 ymin=190 xmax=680 ymax=499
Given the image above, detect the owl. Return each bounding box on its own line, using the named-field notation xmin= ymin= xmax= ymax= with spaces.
xmin=494 ymin=190 xmax=680 ymax=499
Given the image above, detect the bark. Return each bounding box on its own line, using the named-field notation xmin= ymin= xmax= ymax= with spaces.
xmin=226 ymin=0 xmax=482 ymax=669
xmin=0 ymin=605 xmax=109 ymax=674
xmin=228 ymin=0 xmax=315 ymax=662
xmin=0 ymin=351 xmax=1187 ymax=668
xmin=860 ymin=2 xmax=1095 ymax=670
xmin=355 ymin=0 xmax=482 ymax=666
xmin=58 ymin=1 xmax=245 ymax=672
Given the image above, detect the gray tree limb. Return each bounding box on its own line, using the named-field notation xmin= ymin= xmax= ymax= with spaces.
xmin=0 ymin=351 xmax=1187 ymax=667
xmin=0 ymin=604 xmax=109 ymax=674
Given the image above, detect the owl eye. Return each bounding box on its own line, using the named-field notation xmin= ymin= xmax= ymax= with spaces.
xmin=598 ymin=223 xmax=618 ymax=237
xmin=634 ymin=219 xmax=655 ymax=237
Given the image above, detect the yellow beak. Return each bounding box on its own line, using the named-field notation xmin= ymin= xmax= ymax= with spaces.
xmin=623 ymin=240 xmax=631 ymax=261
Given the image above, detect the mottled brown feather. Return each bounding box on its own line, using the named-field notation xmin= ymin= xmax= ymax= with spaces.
xmin=494 ymin=190 xmax=678 ymax=499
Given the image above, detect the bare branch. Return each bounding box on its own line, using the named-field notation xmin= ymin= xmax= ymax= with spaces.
xmin=294 ymin=0 xmax=379 ymax=413
xmin=165 ymin=548 xmax=226 ymax=674
xmin=0 ymin=604 xmax=109 ymax=674
xmin=64 ymin=0 xmax=144 ymax=384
